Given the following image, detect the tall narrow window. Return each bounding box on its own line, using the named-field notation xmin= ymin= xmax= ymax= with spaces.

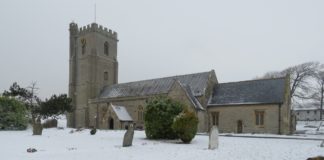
xmin=104 ymin=41 xmax=109 ymax=56
xmin=255 ymin=111 xmax=265 ymax=126
xmin=138 ymin=105 xmax=144 ymax=121
xmin=211 ymin=112 xmax=219 ymax=126
xmin=104 ymin=72 xmax=108 ymax=81
xmin=81 ymin=38 xmax=86 ymax=55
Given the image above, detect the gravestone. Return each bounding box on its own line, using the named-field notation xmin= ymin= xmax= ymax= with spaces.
xmin=122 ymin=124 xmax=134 ymax=147
xmin=320 ymin=140 xmax=324 ymax=147
xmin=42 ymin=119 xmax=58 ymax=128
xmin=208 ymin=126 xmax=219 ymax=150
xmin=32 ymin=118 xmax=43 ymax=135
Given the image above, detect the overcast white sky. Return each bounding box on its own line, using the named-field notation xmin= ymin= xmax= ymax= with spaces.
xmin=0 ymin=0 xmax=323 ymax=99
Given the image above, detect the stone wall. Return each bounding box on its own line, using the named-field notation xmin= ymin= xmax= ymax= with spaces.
xmin=208 ymin=104 xmax=281 ymax=134
xmin=89 ymin=98 xmax=148 ymax=129
xmin=89 ymin=89 xmax=209 ymax=132
xmin=167 ymin=81 xmax=208 ymax=132
xmin=88 ymin=102 xmax=132 ymax=130
xmin=68 ymin=22 xmax=118 ymax=128
xmin=280 ymin=75 xmax=293 ymax=134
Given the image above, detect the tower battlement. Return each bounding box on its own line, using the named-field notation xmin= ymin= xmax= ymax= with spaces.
xmin=78 ymin=23 xmax=118 ymax=40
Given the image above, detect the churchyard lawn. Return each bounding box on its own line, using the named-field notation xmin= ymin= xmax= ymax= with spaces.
xmin=0 ymin=119 xmax=323 ymax=160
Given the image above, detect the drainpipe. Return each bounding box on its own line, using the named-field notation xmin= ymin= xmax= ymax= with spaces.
xmin=278 ymin=104 xmax=281 ymax=134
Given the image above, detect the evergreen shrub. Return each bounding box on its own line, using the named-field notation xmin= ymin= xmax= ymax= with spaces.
xmin=172 ymin=109 xmax=199 ymax=143
xmin=144 ymin=96 xmax=183 ymax=139
xmin=0 ymin=96 xmax=27 ymax=130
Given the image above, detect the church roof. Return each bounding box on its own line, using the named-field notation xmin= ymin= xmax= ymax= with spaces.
xmin=111 ymin=104 xmax=133 ymax=121
xmin=179 ymin=83 xmax=204 ymax=110
xmin=99 ymin=71 xmax=212 ymax=99
xmin=208 ymin=77 xmax=287 ymax=106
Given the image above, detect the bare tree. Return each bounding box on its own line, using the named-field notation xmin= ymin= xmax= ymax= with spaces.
xmin=25 ymin=82 xmax=41 ymax=123
xmin=313 ymin=71 xmax=324 ymax=120
xmin=284 ymin=62 xmax=321 ymax=100
xmin=320 ymin=72 xmax=324 ymax=120
xmin=260 ymin=62 xmax=322 ymax=108
xmin=260 ymin=71 xmax=284 ymax=79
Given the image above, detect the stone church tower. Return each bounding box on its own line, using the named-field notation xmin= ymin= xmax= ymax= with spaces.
xmin=67 ymin=22 xmax=118 ymax=128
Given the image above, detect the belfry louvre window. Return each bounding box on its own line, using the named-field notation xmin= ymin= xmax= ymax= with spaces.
xmin=104 ymin=41 xmax=109 ymax=56
xmin=211 ymin=112 xmax=219 ymax=126
xmin=81 ymin=38 xmax=86 ymax=55
xmin=255 ymin=111 xmax=265 ymax=126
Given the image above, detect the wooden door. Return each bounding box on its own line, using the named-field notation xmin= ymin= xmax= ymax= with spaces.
xmin=237 ymin=120 xmax=243 ymax=133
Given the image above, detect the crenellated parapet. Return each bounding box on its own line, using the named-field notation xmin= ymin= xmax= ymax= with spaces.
xmin=69 ymin=22 xmax=79 ymax=35
xmin=76 ymin=22 xmax=118 ymax=40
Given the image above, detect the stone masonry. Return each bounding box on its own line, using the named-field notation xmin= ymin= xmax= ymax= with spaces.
xmin=67 ymin=22 xmax=294 ymax=134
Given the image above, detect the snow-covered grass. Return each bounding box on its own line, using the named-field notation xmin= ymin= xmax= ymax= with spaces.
xmin=0 ymin=119 xmax=323 ymax=160
xmin=297 ymin=121 xmax=324 ymax=130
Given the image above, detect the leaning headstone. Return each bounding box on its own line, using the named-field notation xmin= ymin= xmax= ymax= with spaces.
xmin=320 ymin=140 xmax=324 ymax=147
xmin=122 ymin=124 xmax=134 ymax=147
xmin=33 ymin=118 xmax=43 ymax=135
xmin=208 ymin=126 xmax=219 ymax=150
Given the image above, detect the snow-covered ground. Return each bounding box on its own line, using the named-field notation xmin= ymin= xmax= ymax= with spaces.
xmin=0 ymin=119 xmax=323 ymax=160
xmin=296 ymin=121 xmax=324 ymax=135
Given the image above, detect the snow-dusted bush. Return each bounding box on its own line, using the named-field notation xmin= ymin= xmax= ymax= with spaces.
xmin=172 ymin=109 xmax=198 ymax=143
xmin=0 ymin=96 xmax=27 ymax=130
xmin=144 ymin=96 xmax=183 ymax=139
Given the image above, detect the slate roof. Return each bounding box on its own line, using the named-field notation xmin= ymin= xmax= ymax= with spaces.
xmin=99 ymin=71 xmax=211 ymax=99
xmin=208 ymin=77 xmax=286 ymax=106
xmin=179 ymin=83 xmax=204 ymax=110
xmin=111 ymin=104 xmax=133 ymax=121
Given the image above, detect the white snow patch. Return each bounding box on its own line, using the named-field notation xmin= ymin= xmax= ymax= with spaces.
xmin=111 ymin=104 xmax=133 ymax=121
xmin=0 ymin=119 xmax=323 ymax=160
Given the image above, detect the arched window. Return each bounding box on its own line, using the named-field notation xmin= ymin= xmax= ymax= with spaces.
xmin=81 ymin=38 xmax=86 ymax=55
xmin=104 ymin=72 xmax=108 ymax=81
xmin=138 ymin=105 xmax=144 ymax=121
xmin=104 ymin=41 xmax=109 ymax=56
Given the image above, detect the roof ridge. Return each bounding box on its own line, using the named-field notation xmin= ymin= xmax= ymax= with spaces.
xmin=219 ymin=76 xmax=286 ymax=85
xmin=106 ymin=70 xmax=211 ymax=87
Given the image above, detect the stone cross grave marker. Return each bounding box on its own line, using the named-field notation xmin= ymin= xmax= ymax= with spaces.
xmin=123 ymin=124 xmax=134 ymax=147
xmin=208 ymin=126 xmax=219 ymax=150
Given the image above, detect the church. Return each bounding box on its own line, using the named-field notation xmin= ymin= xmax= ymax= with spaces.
xmin=67 ymin=22 xmax=295 ymax=134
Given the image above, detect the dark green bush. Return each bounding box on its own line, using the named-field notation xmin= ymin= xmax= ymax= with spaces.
xmin=0 ymin=96 xmax=28 ymax=130
xmin=40 ymin=94 xmax=73 ymax=118
xmin=172 ymin=109 xmax=199 ymax=143
xmin=144 ymin=96 xmax=183 ymax=139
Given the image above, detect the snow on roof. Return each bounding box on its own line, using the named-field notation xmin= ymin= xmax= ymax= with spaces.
xmin=99 ymin=71 xmax=212 ymax=99
xmin=178 ymin=82 xmax=204 ymax=110
xmin=111 ymin=104 xmax=133 ymax=121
